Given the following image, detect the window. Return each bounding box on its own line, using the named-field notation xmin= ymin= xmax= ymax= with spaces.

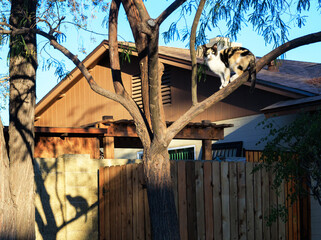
xmin=137 ymin=145 xmax=196 ymax=160
xmin=212 ymin=141 xmax=243 ymax=158
xmin=132 ymin=65 xmax=171 ymax=109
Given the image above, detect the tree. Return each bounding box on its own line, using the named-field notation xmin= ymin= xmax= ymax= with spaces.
xmin=1 ymin=0 xmax=321 ymax=239
xmin=0 ymin=1 xmax=107 ymax=238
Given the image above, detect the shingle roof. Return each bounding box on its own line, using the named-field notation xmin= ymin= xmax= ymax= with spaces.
xmin=158 ymin=45 xmax=321 ymax=96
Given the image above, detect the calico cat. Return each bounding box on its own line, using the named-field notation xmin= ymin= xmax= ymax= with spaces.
xmin=202 ymin=43 xmax=256 ymax=91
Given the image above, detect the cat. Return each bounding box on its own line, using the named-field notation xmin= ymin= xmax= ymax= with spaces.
xmin=202 ymin=43 xmax=256 ymax=91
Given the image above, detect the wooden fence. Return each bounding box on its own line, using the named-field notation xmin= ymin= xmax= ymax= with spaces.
xmin=245 ymin=150 xmax=311 ymax=240
xmin=99 ymin=160 xmax=287 ymax=240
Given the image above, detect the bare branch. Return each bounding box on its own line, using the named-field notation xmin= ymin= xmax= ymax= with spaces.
xmin=156 ymin=0 xmax=187 ymax=25
xmin=190 ymin=0 xmax=206 ymax=105
xmin=166 ymin=30 xmax=321 ymax=144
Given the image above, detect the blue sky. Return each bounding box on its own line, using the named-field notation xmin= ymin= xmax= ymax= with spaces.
xmin=1 ymin=1 xmax=321 ymax=125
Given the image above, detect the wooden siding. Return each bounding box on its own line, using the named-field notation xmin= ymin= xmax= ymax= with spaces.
xmin=99 ymin=161 xmax=287 ymax=240
xmin=35 ymin=136 xmax=100 ymax=159
xmin=36 ymin=64 xmax=132 ymax=127
xmin=35 ymin=54 xmax=291 ymax=128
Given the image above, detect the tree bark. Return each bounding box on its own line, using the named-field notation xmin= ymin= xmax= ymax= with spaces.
xmin=7 ymin=0 xmax=37 ymax=238
xmin=190 ymin=0 xmax=206 ymax=105
xmin=143 ymin=145 xmax=180 ymax=240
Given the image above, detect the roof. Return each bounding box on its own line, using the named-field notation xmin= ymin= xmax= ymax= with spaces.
xmin=36 ymin=40 xmax=321 ymax=117
xmin=261 ymin=95 xmax=321 ymax=117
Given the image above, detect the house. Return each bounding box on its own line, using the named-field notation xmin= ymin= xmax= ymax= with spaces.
xmin=35 ymin=40 xmax=321 ymax=158
xmin=35 ymin=40 xmax=321 ymax=239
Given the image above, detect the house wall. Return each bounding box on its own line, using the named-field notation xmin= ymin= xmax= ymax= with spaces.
xmin=35 ymin=54 xmax=290 ymax=128
xmin=213 ymin=113 xmax=298 ymax=150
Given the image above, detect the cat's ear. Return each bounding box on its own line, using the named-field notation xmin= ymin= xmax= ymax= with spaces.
xmin=202 ymin=44 xmax=207 ymax=53
xmin=212 ymin=43 xmax=218 ymax=54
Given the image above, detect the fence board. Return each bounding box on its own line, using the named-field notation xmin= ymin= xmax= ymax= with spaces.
xmin=212 ymin=161 xmax=222 ymax=240
xmin=138 ymin=164 xmax=145 ymax=240
xmin=238 ymin=163 xmax=246 ymax=240
xmin=186 ymin=161 xmax=197 ymax=240
xmin=132 ymin=164 xmax=139 ymax=240
xmin=99 ymin=160 xmax=291 ymax=240
xmin=270 ymin=171 xmax=278 ymax=240
xmin=246 ymin=163 xmax=255 ymax=240
xmin=278 ymin=180 xmax=286 ymax=240
xmin=126 ymin=164 xmax=133 ymax=240
xmin=221 ymin=162 xmax=230 ymax=240
xmin=177 ymin=161 xmax=188 ymax=240
xmin=99 ymin=167 xmax=105 ymax=240
xmin=121 ymin=165 xmax=127 ymax=240
xmin=204 ymin=161 xmax=214 ymax=240
xmin=262 ymin=168 xmax=271 ymax=240
xmin=230 ymin=162 xmax=238 ymax=240
xmin=254 ymin=164 xmax=263 ymax=239
xmin=195 ymin=161 xmax=205 ymax=240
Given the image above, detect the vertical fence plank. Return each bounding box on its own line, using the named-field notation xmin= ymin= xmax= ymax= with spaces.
xmin=213 ymin=161 xmax=222 ymax=240
xmin=262 ymin=168 xmax=271 ymax=240
xmin=177 ymin=161 xmax=188 ymax=240
xmin=121 ymin=165 xmax=128 ymax=240
xmin=195 ymin=161 xmax=205 ymax=240
xmin=115 ymin=166 xmax=122 ymax=240
xmin=221 ymin=162 xmax=230 ymax=240
xmin=238 ymin=163 xmax=246 ymax=240
xmin=246 ymin=163 xmax=255 ymax=240
xmin=186 ymin=161 xmax=197 ymax=240
xmin=230 ymin=162 xmax=238 ymax=240
xmin=133 ymin=164 xmax=139 ymax=240
xmin=270 ymin=171 xmax=278 ymax=240
xmin=109 ymin=166 xmax=117 ymax=240
xmin=254 ymin=163 xmax=263 ymax=240
xmin=204 ymin=161 xmax=214 ymax=240
xmin=99 ymin=167 xmax=105 ymax=240
xmin=138 ymin=164 xmax=145 ymax=240
xmin=144 ymin=184 xmax=151 ymax=240
xmin=104 ymin=167 xmax=111 ymax=240
xmin=170 ymin=160 xmax=178 ymax=214
xmin=126 ymin=164 xmax=133 ymax=240
xmin=278 ymin=180 xmax=286 ymax=240
xmin=287 ymin=181 xmax=293 ymax=240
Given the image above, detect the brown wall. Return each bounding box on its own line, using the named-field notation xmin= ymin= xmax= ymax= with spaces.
xmin=35 ymin=54 xmax=290 ymax=128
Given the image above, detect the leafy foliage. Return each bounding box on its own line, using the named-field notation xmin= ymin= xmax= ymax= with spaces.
xmin=255 ymin=111 xmax=321 ymax=224
xmin=163 ymin=0 xmax=321 ymax=48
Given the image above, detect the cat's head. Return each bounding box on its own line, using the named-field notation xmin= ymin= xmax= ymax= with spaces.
xmin=202 ymin=43 xmax=218 ymax=60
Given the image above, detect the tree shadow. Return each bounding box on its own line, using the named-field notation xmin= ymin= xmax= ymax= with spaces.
xmin=34 ymin=158 xmax=98 ymax=239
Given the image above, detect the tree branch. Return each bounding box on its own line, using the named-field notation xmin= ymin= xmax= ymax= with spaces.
xmin=190 ymin=0 xmax=206 ymax=105
xmin=166 ymin=30 xmax=321 ymax=144
xmin=109 ymin=0 xmax=152 ymax=146
xmin=133 ymin=0 xmax=150 ymax=22
xmin=156 ymin=0 xmax=187 ymax=25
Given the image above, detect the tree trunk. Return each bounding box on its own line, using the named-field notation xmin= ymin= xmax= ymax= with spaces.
xmin=0 ymin=120 xmax=16 ymax=239
xmin=143 ymin=145 xmax=180 ymax=240
xmin=7 ymin=0 xmax=37 ymax=238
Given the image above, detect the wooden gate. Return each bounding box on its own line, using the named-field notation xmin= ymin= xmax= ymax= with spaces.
xmin=99 ymin=161 xmax=287 ymax=240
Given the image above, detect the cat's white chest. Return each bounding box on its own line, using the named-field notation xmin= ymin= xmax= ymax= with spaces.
xmin=206 ymin=55 xmax=225 ymax=74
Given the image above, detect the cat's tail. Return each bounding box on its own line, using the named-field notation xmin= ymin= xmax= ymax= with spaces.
xmin=248 ymin=57 xmax=256 ymax=93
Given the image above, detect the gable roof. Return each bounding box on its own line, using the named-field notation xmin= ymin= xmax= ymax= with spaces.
xmin=36 ymin=40 xmax=321 ymax=117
